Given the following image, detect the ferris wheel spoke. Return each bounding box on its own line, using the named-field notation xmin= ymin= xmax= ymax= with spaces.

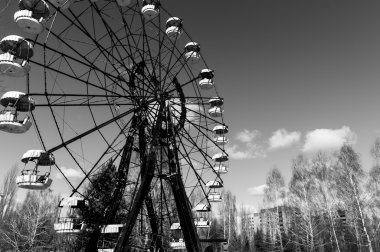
xmin=164 ymin=75 xmax=200 ymax=95
xmin=112 ymin=8 xmax=152 ymax=77
xmin=43 ymin=32 xmax=138 ymax=96
xmin=89 ymin=5 xmax=136 ymax=67
xmin=72 ymin=118 xmax=136 ymax=199
xmin=73 ymin=137 xmax=129 ymax=198
xmin=47 ymin=106 xmax=137 ymax=153
xmin=31 ymin=56 xmax=154 ymax=99
xmin=77 ymin=117 xmax=137 ymax=205
xmin=164 ymin=63 xmax=199 ymax=93
xmin=181 ymin=117 xmax=226 ymax=154
xmin=53 ymin=163 xmax=78 ymax=192
xmin=29 ymin=93 xmax=140 ymax=101
xmin=146 ymin=22 xmax=181 ymax=87
xmin=175 ymin=126 xmax=224 ymax=185
xmin=182 ymin=101 xmax=227 ymax=128
xmin=48 ymin=5 xmax=138 ymax=90
xmin=44 ymin=94 xmax=104 ymax=188
xmin=35 ymin=102 xmax=134 ymax=107
xmin=175 ymin=140 xmax=209 ymax=196
xmin=31 ymin=59 xmax=117 ymax=95
xmin=90 ymin=9 xmax=161 ymax=98
xmin=141 ymin=27 xmax=160 ymax=81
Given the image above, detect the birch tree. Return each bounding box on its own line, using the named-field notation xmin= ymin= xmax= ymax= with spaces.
xmin=0 ymin=190 xmax=58 ymax=251
xmin=335 ymin=144 xmax=373 ymax=252
xmin=239 ymin=205 xmax=253 ymax=251
xmin=366 ymin=137 xmax=380 ymax=250
xmin=0 ymin=165 xmax=18 ymax=220
xmin=219 ymin=190 xmax=239 ymax=251
xmin=289 ymin=154 xmax=324 ymax=252
xmin=311 ymin=153 xmax=341 ymax=252
xmin=264 ymin=167 xmax=286 ymax=251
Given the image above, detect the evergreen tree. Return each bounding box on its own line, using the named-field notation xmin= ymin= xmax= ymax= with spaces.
xmin=254 ymin=229 xmax=265 ymax=252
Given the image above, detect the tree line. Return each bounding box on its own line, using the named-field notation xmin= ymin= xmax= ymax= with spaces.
xmin=254 ymin=140 xmax=380 ymax=252
xmin=3 ymin=139 xmax=380 ymax=251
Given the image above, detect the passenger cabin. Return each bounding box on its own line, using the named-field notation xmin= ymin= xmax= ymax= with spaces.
xmin=0 ymin=35 xmax=33 ymax=77
xmin=100 ymin=224 xmax=124 ymax=233
xmin=193 ymin=203 xmax=211 ymax=212
xmin=14 ymin=0 xmax=50 ymax=34
xmin=212 ymin=153 xmax=228 ymax=163
xmin=213 ymin=163 xmax=228 ymax=174
xmin=0 ymin=53 xmax=30 ymax=77
xmin=1 ymin=91 xmax=35 ymax=111
xmin=212 ymin=125 xmax=228 ymax=135
xmin=0 ymin=111 xmax=32 ymax=133
xmin=184 ymin=42 xmax=200 ymax=63
xmin=170 ymin=223 xmax=186 ymax=250
xmin=199 ymin=69 xmax=214 ymax=90
xmin=170 ymin=238 xmax=186 ymax=250
xmin=16 ymin=169 xmax=52 ymax=190
xmin=166 ymin=17 xmax=182 ymax=39
xmin=16 ymin=150 xmax=54 ymax=190
xmin=214 ymin=136 xmax=228 ymax=146
xmin=206 ymin=180 xmax=223 ymax=189
xmin=0 ymin=35 xmax=34 ymax=60
xmin=208 ymin=97 xmax=223 ymax=117
xmin=195 ymin=217 xmax=211 ymax=228
xmin=141 ymin=1 xmax=160 ymax=20
xmin=208 ymin=191 xmax=222 ymax=202
xmin=212 ymin=155 xmax=229 ymax=175
xmin=54 ymin=197 xmax=87 ymax=234
xmin=0 ymin=91 xmax=35 ymax=133
xmin=98 ymin=224 xmax=124 ymax=252
xmin=213 ymin=124 xmax=229 ymax=146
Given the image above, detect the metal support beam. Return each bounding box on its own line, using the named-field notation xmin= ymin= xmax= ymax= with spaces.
xmin=114 ymin=150 xmax=156 ymax=252
xmin=85 ymin=117 xmax=137 ymax=252
xmin=168 ymin=146 xmax=202 ymax=252
xmin=145 ymin=194 xmax=162 ymax=251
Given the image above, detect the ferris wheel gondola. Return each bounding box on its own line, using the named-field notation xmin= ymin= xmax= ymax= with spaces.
xmin=141 ymin=0 xmax=160 ymax=20
xmin=0 ymin=35 xmax=33 ymax=77
xmin=0 ymin=91 xmax=34 ymax=133
xmin=54 ymin=197 xmax=87 ymax=233
xmin=16 ymin=150 xmax=54 ymax=190
xmin=166 ymin=17 xmax=183 ymax=40
xmin=14 ymin=0 xmax=50 ymax=34
xmin=184 ymin=42 xmax=201 ymax=63
xmin=199 ymin=69 xmax=215 ymax=90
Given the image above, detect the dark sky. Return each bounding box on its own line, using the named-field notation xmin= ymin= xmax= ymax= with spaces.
xmin=1 ymin=0 xmax=380 ymax=208
xmin=167 ymin=0 xmax=380 ymax=206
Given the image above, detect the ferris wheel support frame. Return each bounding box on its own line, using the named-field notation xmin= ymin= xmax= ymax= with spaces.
xmin=167 ymin=117 xmax=202 ymax=252
xmin=114 ymin=146 xmax=156 ymax=251
xmin=84 ymin=117 xmax=138 ymax=252
xmin=113 ymin=100 xmax=202 ymax=251
xmin=145 ymin=193 xmax=162 ymax=250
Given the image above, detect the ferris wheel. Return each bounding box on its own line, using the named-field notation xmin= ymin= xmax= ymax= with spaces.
xmin=0 ymin=0 xmax=229 ymax=251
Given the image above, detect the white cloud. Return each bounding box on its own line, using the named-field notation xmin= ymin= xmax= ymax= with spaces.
xmin=269 ymin=129 xmax=301 ymax=150
xmin=236 ymin=129 xmax=258 ymax=143
xmin=248 ymin=184 xmax=268 ymax=196
xmin=56 ymin=167 xmax=83 ymax=179
xmin=302 ymin=126 xmax=357 ymax=153
xmin=224 ymin=129 xmax=266 ymax=159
